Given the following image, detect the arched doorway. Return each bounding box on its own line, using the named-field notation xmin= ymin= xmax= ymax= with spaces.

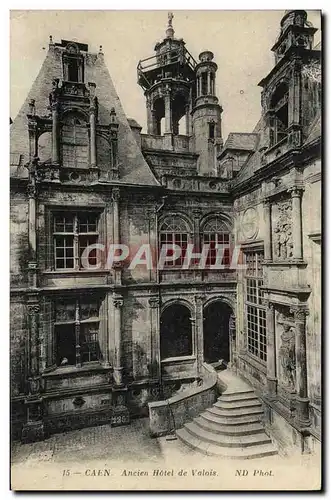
xmin=203 ymin=301 xmax=232 ymax=364
xmin=160 ymin=303 xmax=192 ymax=359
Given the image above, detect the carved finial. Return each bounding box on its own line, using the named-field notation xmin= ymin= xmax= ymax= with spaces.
xmin=49 ymin=35 xmax=53 ymax=45
xmin=110 ymin=107 xmax=117 ymax=123
xmin=28 ymin=99 xmax=36 ymax=116
xmin=99 ymin=45 xmax=103 ymax=54
xmin=166 ymin=12 xmax=175 ymax=38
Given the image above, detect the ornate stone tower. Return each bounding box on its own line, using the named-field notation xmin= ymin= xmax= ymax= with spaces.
xmin=192 ymin=50 xmax=223 ymax=175
xmin=258 ymin=10 xmax=320 ymax=156
xmin=137 ymin=13 xmax=197 ymax=149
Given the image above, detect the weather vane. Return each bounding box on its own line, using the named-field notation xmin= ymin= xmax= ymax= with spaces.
xmin=168 ymin=12 xmax=174 ymax=27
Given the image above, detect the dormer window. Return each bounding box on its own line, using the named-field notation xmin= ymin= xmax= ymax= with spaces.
xmin=62 ymin=42 xmax=84 ymax=83
xmin=269 ymin=82 xmax=289 ymax=147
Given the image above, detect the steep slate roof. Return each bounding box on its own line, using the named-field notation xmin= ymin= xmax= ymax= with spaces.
xmin=10 ymin=43 xmax=159 ymax=187
xmin=127 ymin=118 xmax=142 ymax=129
xmin=230 ymin=119 xmax=263 ymax=186
xmin=304 ymin=112 xmax=321 ymax=145
xmin=223 ymin=132 xmax=258 ymax=152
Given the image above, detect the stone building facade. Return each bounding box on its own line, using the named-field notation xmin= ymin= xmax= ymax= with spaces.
xmin=10 ymin=10 xmax=321 ymax=453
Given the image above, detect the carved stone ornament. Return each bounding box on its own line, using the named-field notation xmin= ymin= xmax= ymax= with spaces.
xmin=273 ymin=198 xmax=293 ymax=260
xmin=241 ymin=207 xmax=258 ymax=240
xmin=149 ymin=297 xmax=160 ymax=309
xmin=279 ymin=323 xmax=296 ymax=390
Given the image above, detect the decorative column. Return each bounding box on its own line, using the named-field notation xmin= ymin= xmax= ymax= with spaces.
xmin=164 ymin=89 xmax=172 ymax=134
xmin=75 ymin=299 xmax=81 ymax=367
xmin=111 ymin=294 xmax=129 ymax=427
xmin=289 ymin=187 xmax=304 ymax=261
xmin=49 ymin=79 xmax=60 ymax=165
xmin=27 ymin=100 xmax=38 ymax=163
xmin=207 ymin=71 xmax=211 ymax=95
xmin=265 ymin=300 xmax=277 ymax=397
xmin=88 ymin=83 xmax=97 ymax=168
xmin=113 ymin=294 xmax=124 ymax=386
xmin=193 ymin=209 xmax=202 ymax=263
xmin=146 ymin=98 xmax=153 ymax=135
xmin=185 ymin=104 xmax=190 ymax=136
xmin=288 ymin=58 xmax=303 ymax=149
xmin=196 ymin=77 xmax=199 ymax=98
xmin=112 ymin=188 xmax=120 ymax=244
xmin=27 ymin=156 xmax=39 ymax=289
xmin=229 ymin=313 xmax=236 ymax=369
xmin=195 ymin=295 xmax=204 ymax=376
xmin=22 ymin=300 xmax=44 ymax=443
xmin=109 ymin=107 xmax=119 ymax=180
xmin=263 ymin=199 xmax=272 ymax=262
xmin=291 ymin=307 xmax=310 ymax=427
xmin=149 ymin=296 xmax=161 ymax=380
xmin=112 ymin=188 xmax=122 ymax=285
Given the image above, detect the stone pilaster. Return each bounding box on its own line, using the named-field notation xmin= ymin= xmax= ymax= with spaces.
xmin=112 ymin=188 xmax=122 ymax=285
xmin=22 ymin=301 xmax=44 ymax=443
xmin=88 ymin=83 xmax=97 ymax=168
xmin=51 ymin=102 xmax=59 ymax=165
xmin=289 ymin=187 xmax=304 ymax=261
xmin=164 ymin=88 xmax=173 ymax=148
xmin=113 ymin=294 xmax=124 ymax=386
xmin=27 ymin=100 xmax=38 ymax=163
xmin=229 ymin=313 xmax=236 ymax=368
xmin=27 ymin=160 xmax=38 ymax=289
xmin=195 ymin=294 xmax=204 ymax=375
xmin=263 ymin=199 xmax=272 ymax=262
xmin=75 ymin=299 xmax=81 ymax=368
xmin=149 ymin=296 xmax=160 ymax=379
xmin=185 ymin=104 xmax=191 ymax=136
xmin=265 ymin=300 xmax=277 ymax=397
xmin=291 ymin=307 xmax=310 ymax=427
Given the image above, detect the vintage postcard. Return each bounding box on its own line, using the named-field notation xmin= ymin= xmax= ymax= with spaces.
xmin=10 ymin=9 xmax=322 ymax=491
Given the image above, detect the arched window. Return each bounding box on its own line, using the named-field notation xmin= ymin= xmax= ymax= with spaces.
xmin=269 ymin=82 xmax=289 ymax=147
xmin=202 ymin=217 xmax=231 ymax=267
xmin=61 ymin=113 xmax=89 ymax=168
xmin=160 ymin=304 xmax=192 ymax=359
xmin=159 ymin=215 xmax=190 ymax=267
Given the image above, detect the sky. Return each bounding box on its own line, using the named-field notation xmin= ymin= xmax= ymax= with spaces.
xmin=10 ymin=10 xmax=321 ymax=139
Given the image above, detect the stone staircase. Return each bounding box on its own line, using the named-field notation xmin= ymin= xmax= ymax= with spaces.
xmin=176 ymin=372 xmax=278 ymax=459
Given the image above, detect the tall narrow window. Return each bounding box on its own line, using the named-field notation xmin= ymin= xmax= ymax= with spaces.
xmin=245 ymin=250 xmax=267 ymax=362
xmin=202 ymin=217 xmax=231 ymax=267
xmin=209 ymin=122 xmax=215 ymax=139
xmin=62 ymin=113 xmax=89 ymax=168
xmin=159 ymin=215 xmax=190 ymax=267
xmin=269 ymin=82 xmax=289 ymax=147
xmin=68 ymin=58 xmax=79 ymax=82
xmin=55 ymin=297 xmax=101 ymax=367
xmin=53 ymin=212 xmax=99 ymax=270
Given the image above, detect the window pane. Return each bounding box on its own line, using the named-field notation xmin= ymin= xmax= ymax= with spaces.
xmin=55 ymin=300 xmax=76 ymax=322
xmin=80 ymin=322 xmax=100 ymax=363
xmin=54 ymin=235 xmax=74 ymax=269
xmin=56 ymin=324 xmax=76 ymax=366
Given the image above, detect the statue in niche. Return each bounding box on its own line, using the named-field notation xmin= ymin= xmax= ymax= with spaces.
xmin=273 ymin=199 xmax=293 ymax=260
xmin=279 ymin=323 xmax=296 ymax=390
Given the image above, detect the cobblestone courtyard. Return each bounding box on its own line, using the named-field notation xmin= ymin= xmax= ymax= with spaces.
xmin=11 ymin=417 xmax=320 ymax=491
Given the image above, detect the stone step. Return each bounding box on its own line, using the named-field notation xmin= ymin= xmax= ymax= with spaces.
xmin=195 ymin=416 xmax=265 ymax=436
xmin=184 ymin=421 xmax=271 ymax=448
xmin=206 ymin=406 xmax=264 ymax=418
xmin=200 ymin=411 xmax=262 ymax=426
xmin=220 ymin=390 xmax=255 ymax=400
xmin=214 ymin=399 xmax=261 ymax=410
xmin=218 ymin=392 xmax=257 ymax=403
xmin=176 ymin=428 xmax=278 ymax=459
